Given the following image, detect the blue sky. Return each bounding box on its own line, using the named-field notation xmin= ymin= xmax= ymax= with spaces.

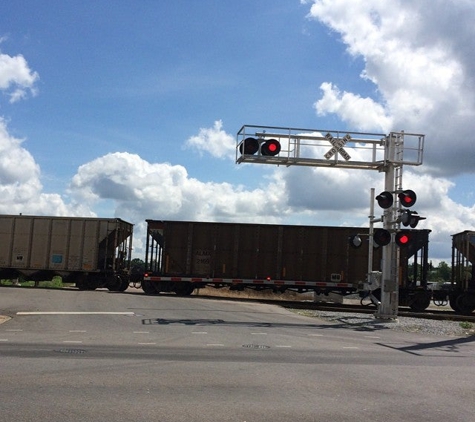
xmin=1 ymin=0 xmax=475 ymax=262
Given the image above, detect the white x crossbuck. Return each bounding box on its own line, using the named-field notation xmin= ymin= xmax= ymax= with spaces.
xmin=324 ymin=133 xmax=351 ymax=160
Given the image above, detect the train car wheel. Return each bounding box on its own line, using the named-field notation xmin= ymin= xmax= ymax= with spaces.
xmin=174 ymin=282 xmax=194 ymax=296
xmin=455 ymin=293 xmax=475 ymax=315
xmin=449 ymin=293 xmax=461 ymax=312
xmin=142 ymin=279 xmax=159 ymax=295
xmin=107 ymin=276 xmax=123 ymax=292
xmin=118 ymin=276 xmax=129 ymax=291
xmin=409 ymin=291 xmax=431 ymax=312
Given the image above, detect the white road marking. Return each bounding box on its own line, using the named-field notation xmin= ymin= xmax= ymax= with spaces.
xmin=6 ymin=329 xmax=23 ymax=332
xmin=207 ymin=343 xmax=225 ymax=347
xmin=307 ymin=334 xmax=324 ymax=337
xmin=342 ymin=346 xmax=359 ymax=349
xmin=69 ymin=330 xmax=87 ymax=333
xmin=63 ymin=340 xmax=83 ymax=344
xmin=133 ymin=331 xmax=150 ymax=334
xmin=17 ymin=312 xmax=135 ymax=315
xmin=364 ymin=335 xmax=381 ymax=339
xmin=0 ymin=339 xmax=9 ymax=342
xmin=138 ymin=342 xmax=156 ymax=345
xmin=275 ymin=345 xmax=292 ymax=348
xmin=192 ymin=331 xmax=208 ymax=334
xmin=251 ymin=332 xmax=267 ymax=335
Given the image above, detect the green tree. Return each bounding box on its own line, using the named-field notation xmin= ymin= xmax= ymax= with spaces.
xmin=131 ymin=258 xmax=145 ymax=273
xmin=437 ymin=261 xmax=451 ymax=282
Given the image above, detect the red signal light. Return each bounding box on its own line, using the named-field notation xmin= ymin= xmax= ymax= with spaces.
xmin=395 ymin=231 xmax=412 ymax=247
xmin=398 ymin=189 xmax=417 ymax=208
xmin=261 ymin=139 xmax=281 ymax=156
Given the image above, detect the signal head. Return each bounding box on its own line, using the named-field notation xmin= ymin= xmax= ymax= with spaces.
xmin=400 ymin=210 xmax=413 ymax=227
xmin=401 ymin=210 xmax=426 ymax=228
xmin=398 ymin=189 xmax=417 ymax=207
xmin=373 ymin=228 xmax=391 ymax=247
xmin=239 ymin=137 xmax=259 ymax=155
xmin=376 ymin=191 xmax=394 ymax=209
xmin=395 ymin=230 xmax=413 ymax=247
xmin=261 ymin=139 xmax=281 ymax=156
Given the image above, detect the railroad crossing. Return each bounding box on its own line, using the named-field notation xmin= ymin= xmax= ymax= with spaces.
xmin=236 ymin=125 xmax=425 ymax=319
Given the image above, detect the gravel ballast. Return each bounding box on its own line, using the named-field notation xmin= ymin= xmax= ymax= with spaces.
xmin=295 ymin=310 xmax=475 ymax=337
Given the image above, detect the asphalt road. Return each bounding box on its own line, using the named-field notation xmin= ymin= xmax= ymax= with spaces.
xmin=1 ymin=286 xmax=474 ymax=422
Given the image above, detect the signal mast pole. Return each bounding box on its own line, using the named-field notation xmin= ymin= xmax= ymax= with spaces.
xmin=378 ymin=135 xmax=398 ymax=318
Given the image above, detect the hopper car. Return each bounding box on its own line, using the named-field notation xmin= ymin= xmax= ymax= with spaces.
xmin=0 ymin=215 xmax=132 ymax=291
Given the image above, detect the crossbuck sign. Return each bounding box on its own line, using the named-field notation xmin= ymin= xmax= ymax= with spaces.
xmin=324 ymin=133 xmax=351 ymax=161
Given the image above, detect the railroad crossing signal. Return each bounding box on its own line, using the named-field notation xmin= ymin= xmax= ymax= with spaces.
xmin=324 ymin=133 xmax=351 ymax=160
xmin=237 ymin=125 xmax=426 ymax=320
xmin=239 ymin=137 xmax=281 ymax=157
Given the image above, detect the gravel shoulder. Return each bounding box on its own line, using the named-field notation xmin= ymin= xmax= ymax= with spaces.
xmin=294 ymin=309 xmax=475 ymax=337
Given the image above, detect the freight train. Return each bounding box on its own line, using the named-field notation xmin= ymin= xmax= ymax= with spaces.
xmin=0 ymin=215 xmax=473 ymax=314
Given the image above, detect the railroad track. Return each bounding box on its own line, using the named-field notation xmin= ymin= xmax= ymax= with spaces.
xmin=191 ymin=291 xmax=475 ymax=323
xmin=287 ymin=302 xmax=475 ymax=323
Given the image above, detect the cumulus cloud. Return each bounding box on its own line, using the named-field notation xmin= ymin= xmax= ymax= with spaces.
xmin=68 ymin=151 xmax=289 ymax=224
xmin=183 ymin=120 xmax=235 ymax=159
xmin=0 ymin=49 xmax=39 ymax=102
xmin=305 ymin=0 xmax=475 ymax=176
xmin=0 ymin=119 xmax=90 ymax=216
xmin=0 ymin=50 xmax=89 ymax=217
xmin=315 ymin=82 xmax=393 ymax=131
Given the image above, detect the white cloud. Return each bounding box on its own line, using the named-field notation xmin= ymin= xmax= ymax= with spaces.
xmin=315 ymin=82 xmax=392 ymax=131
xmin=305 ymin=0 xmax=475 ymax=176
xmin=0 ymin=119 xmax=90 ymax=216
xmin=0 ymin=46 xmax=92 ymax=217
xmin=183 ymin=120 xmax=235 ymax=159
xmin=0 ymin=50 xmax=39 ymax=102
xmin=68 ymin=151 xmax=289 ymax=225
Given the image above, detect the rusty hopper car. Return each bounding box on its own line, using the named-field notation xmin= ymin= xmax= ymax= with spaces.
xmin=0 ymin=215 xmax=133 ymax=291
xmin=142 ymin=220 xmax=384 ymax=297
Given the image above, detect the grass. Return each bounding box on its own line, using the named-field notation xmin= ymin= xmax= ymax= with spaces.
xmin=0 ymin=277 xmax=72 ymax=289
xmin=459 ymin=321 xmax=473 ymax=330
